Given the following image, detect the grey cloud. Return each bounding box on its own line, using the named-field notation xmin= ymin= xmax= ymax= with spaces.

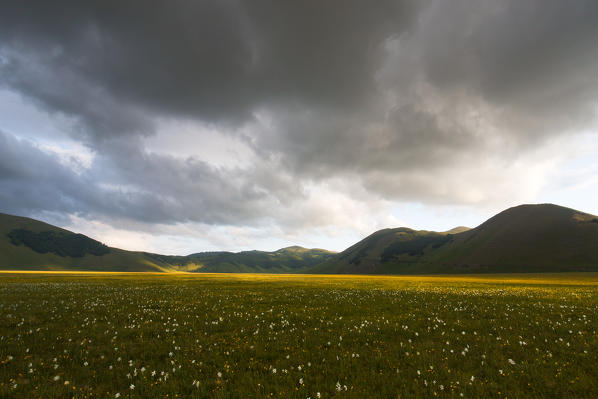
xmin=0 ymin=130 xmax=305 ymax=226
xmin=89 ymin=138 xmax=307 ymax=225
xmin=1 ymin=0 xmax=598 ymax=229
xmin=0 ymin=0 xmax=416 ymax=138
xmin=391 ymin=0 xmax=598 ymax=137
xmin=257 ymin=103 xmax=477 ymax=177
xmin=0 ymin=1 xmax=252 ymax=126
xmin=0 ymin=130 xmax=94 ymax=216
xmin=0 ymin=49 xmax=152 ymax=143
xmin=250 ymin=0 xmax=598 ymax=201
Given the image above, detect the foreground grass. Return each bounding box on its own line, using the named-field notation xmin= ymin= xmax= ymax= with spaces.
xmin=0 ymin=273 xmax=597 ymax=398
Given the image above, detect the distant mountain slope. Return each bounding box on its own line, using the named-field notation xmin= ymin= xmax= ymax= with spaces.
xmin=313 ymin=204 xmax=598 ymax=274
xmin=0 ymin=213 xmax=171 ymax=272
xmin=0 ymin=213 xmax=335 ymax=273
xmin=3 ymin=203 xmax=597 ymax=274
xmin=423 ymin=204 xmax=598 ymax=273
xmin=146 ymin=246 xmax=336 ymax=273
xmin=311 ymin=227 xmax=463 ymax=274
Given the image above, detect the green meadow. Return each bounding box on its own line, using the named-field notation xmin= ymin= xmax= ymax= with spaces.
xmin=1 ymin=273 xmax=597 ymax=398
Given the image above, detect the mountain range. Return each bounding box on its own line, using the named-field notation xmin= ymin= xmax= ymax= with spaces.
xmin=1 ymin=203 xmax=597 ymax=274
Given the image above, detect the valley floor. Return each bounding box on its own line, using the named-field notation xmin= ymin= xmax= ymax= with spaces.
xmin=1 ymin=272 xmax=597 ymax=398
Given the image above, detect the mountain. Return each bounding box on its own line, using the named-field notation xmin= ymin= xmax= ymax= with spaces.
xmin=0 ymin=213 xmax=171 ymax=272
xmin=2 ymin=204 xmax=598 ymax=274
xmin=146 ymin=246 xmax=336 ymax=273
xmin=313 ymin=204 xmax=598 ymax=274
xmin=0 ymin=213 xmax=335 ymax=273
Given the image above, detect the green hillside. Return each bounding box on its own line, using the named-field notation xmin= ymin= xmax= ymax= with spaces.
xmin=3 ymin=204 xmax=598 ymax=274
xmin=146 ymin=246 xmax=336 ymax=273
xmin=422 ymin=204 xmax=598 ymax=273
xmin=0 ymin=213 xmax=334 ymax=273
xmin=311 ymin=227 xmax=464 ymax=274
xmin=0 ymin=213 xmax=171 ymax=272
xmin=314 ymin=204 xmax=598 ymax=274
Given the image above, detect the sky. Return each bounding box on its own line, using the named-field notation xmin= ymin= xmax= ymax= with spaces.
xmin=1 ymin=1 xmax=598 ymax=255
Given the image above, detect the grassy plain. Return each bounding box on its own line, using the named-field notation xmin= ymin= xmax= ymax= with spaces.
xmin=1 ymin=272 xmax=597 ymax=398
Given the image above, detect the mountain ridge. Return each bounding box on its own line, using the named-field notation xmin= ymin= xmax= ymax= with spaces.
xmin=0 ymin=212 xmax=335 ymax=273
xmin=1 ymin=203 xmax=597 ymax=274
xmin=312 ymin=203 xmax=598 ymax=274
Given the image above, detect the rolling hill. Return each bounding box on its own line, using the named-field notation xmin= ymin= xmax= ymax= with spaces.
xmin=312 ymin=204 xmax=598 ymax=274
xmin=2 ymin=203 xmax=598 ymax=274
xmin=0 ymin=213 xmax=173 ymax=272
xmin=0 ymin=213 xmax=335 ymax=273
xmin=146 ymin=246 xmax=335 ymax=273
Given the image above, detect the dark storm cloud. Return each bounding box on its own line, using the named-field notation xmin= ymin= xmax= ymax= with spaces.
xmin=402 ymin=0 xmax=598 ymax=137
xmin=249 ymin=0 xmax=598 ymax=194
xmin=0 ymin=0 xmax=414 ymax=135
xmin=1 ymin=0 xmax=598 ymax=226
xmin=0 ymin=0 xmax=251 ymax=128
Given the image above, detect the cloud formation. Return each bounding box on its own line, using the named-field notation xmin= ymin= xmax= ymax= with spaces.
xmin=1 ymin=0 xmax=597 ymax=252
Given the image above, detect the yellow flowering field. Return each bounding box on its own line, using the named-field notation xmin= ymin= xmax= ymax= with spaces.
xmin=1 ymin=272 xmax=597 ymax=398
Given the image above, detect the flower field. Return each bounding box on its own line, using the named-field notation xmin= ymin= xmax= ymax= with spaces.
xmin=1 ymin=272 xmax=597 ymax=398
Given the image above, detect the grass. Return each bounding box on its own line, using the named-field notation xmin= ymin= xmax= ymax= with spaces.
xmin=1 ymin=272 xmax=597 ymax=398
